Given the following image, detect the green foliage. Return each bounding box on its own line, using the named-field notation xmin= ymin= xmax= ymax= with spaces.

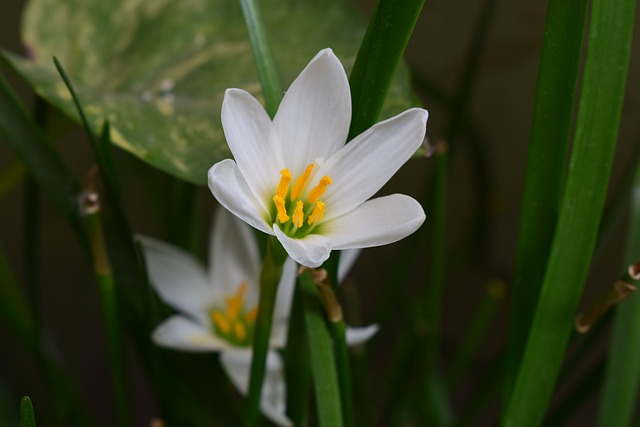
xmin=2 ymin=0 xmax=414 ymax=184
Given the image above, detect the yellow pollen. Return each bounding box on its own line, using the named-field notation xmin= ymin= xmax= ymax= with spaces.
xmin=276 ymin=169 xmax=292 ymax=198
xmin=292 ymin=201 xmax=304 ymax=228
xmin=291 ymin=164 xmax=315 ymax=200
xmin=212 ymin=311 xmax=231 ymax=335
xmin=307 ymin=176 xmax=332 ymax=204
xmin=226 ymin=282 xmax=248 ymax=321
xmin=273 ymin=195 xmax=289 ymax=223
xmin=308 ymin=201 xmax=326 ymax=225
xmin=234 ymin=322 xmax=247 ymax=341
xmin=245 ymin=307 xmax=258 ymax=324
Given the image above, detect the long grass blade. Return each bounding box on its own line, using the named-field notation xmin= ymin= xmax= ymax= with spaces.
xmin=504 ymin=0 xmax=588 ymax=396
xmin=348 ymin=0 xmax=425 ymax=139
xmin=502 ymin=0 xmax=636 ymax=423
xmin=596 ymin=157 xmax=640 ymax=426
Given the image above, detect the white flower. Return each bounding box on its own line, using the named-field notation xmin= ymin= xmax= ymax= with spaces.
xmin=138 ymin=209 xmax=378 ymax=426
xmin=139 ymin=210 xmax=296 ymax=426
xmin=208 ymin=48 xmax=428 ymax=268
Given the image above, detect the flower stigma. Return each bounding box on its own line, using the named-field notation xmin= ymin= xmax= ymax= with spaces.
xmin=271 ymin=162 xmax=332 ymax=236
xmin=209 ymin=281 xmax=258 ymax=346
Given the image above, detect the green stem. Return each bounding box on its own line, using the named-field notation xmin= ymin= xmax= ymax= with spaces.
xmin=449 ymin=280 xmax=506 ymax=388
xmin=299 ymin=270 xmax=343 ymax=427
xmin=84 ymin=191 xmax=131 ymax=427
xmin=245 ymin=237 xmax=286 ymax=427
xmin=348 ymin=0 xmax=425 ymax=139
xmin=420 ymin=149 xmax=452 ymax=426
xmin=238 ymin=0 xmax=282 ymax=117
xmin=284 ymin=286 xmax=311 ymax=426
xmin=597 ymin=156 xmax=640 ymax=426
xmin=329 ymin=320 xmax=354 ymax=427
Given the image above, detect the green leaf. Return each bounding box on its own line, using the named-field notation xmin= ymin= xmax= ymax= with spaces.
xmin=502 ymin=0 xmax=635 ymax=423
xmin=18 ymin=397 xmax=36 ymax=427
xmin=3 ymin=0 xmax=415 ymax=184
xmin=504 ymin=0 xmax=588 ymax=397
xmin=597 ymin=156 xmax=640 ymax=427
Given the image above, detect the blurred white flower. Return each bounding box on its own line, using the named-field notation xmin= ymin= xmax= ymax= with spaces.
xmin=139 ymin=210 xmax=378 ymax=426
xmin=139 ymin=209 xmax=295 ymax=426
xmin=208 ymin=48 xmax=428 ymax=268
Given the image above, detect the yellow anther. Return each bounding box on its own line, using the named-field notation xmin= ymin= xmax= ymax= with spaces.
xmin=245 ymin=307 xmax=258 ymax=324
xmin=291 ymin=164 xmax=315 ymax=200
xmin=276 ymin=169 xmax=292 ymax=199
xmin=308 ymin=201 xmax=326 ymax=225
xmin=307 ymin=176 xmax=332 ymax=204
xmin=273 ymin=195 xmax=290 ymax=223
xmin=234 ymin=322 xmax=247 ymax=341
xmin=212 ymin=311 xmax=231 ymax=335
xmin=226 ymin=282 xmax=248 ymax=321
xmin=292 ymin=201 xmax=304 ymax=228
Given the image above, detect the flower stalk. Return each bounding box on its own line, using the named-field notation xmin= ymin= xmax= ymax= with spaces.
xmin=299 ymin=269 xmax=344 ymax=427
xmin=83 ymin=170 xmax=131 ymax=427
xmin=245 ymin=236 xmax=287 ymax=427
xmin=305 ymin=266 xmax=354 ymax=427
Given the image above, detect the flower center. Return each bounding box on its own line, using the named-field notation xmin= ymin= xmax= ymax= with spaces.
xmin=271 ymin=162 xmax=332 ymax=237
xmin=209 ymin=281 xmax=258 ymax=347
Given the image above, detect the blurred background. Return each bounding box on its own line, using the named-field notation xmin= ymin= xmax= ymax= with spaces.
xmin=1 ymin=0 xmax=640 ymax=425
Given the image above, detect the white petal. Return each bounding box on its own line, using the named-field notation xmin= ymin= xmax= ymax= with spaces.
xmin=323 ymin=194 xmax=426 ymax=249
xmin=320 ymin=108 xmax=428 ymax=220
xmin=273 ymin=48 xmax=351 ymax=176
xmin=346 ymin=324 xmax=379 ymax=346
xmin=137 ymin=234 xmax=212 ymax=325
xmin=221 ymin=349 xmax=292 ymax=427
xmin=273 ymin=224 xmax=332 ymax=268
xmin=152 ymin=316 xmax=232 ymax=352
xmin=221 ymin=89 xmax=283 ymax=207
xmin=208 ymin=159 xmax=274 ymax=235
xmin=337 ymin=249 xmax=361 ymax=284
xmin=209 ymin=208 xmax=261 ymax=305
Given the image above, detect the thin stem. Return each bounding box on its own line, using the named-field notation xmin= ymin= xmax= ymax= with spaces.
xmin=329 ymin=320 xmax=354 ymax=427
xmin=299 ymin=270 xmax=344 ymax=427
xmin=245 ymin=237 xmax=286 ymax=427
xmin=238 ymin=0 xmax=282 ymax=117
xmin=83 ymin=183 xmax=131 ymax=427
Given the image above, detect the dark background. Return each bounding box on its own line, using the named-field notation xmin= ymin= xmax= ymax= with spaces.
xmin=1 ymin=0 xmax=640 ymax=425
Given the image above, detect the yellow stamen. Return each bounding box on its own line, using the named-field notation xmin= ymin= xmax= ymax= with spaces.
xmin=245 ymin=307 xmax=258 ymax=324
xmin=292 ymin=201 xmax=304 ymax=228
xmin=212 ymin=311 xmax=231 ymax=335
xmin=308 ymin=201 xmax=326 ymax=225
xmin=307 ymin=176 xmax=332 ymax=204
xmin=273 ymin=195 xmax=289 ymax=223
xmin=276 ymin=169 xmax=292 ymax=198
xmin=226 ymin=282 xmax=248 ymax=321
xmin=291 ymin=164 xmax=315 ymax=200
xmin=234 ymin=322 xmax=247 ymax=341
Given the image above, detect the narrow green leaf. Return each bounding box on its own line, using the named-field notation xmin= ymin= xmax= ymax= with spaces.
xmin=0 ymin=73 xmax=88 ymax=253
xmin=505 ymin=0 xmax=588 ymax=396
xmin=284 ymin=287 xmax=311 ymax=426
xmin=18 ymin=397 xmax=36 ymax=427
xmin=502 ymin=0 xmax=635 ymax=424
xmin=245 ymin=237 xmax=286 ymax=427
xmin=348 ymin=0 xmax=425 ymax=139
xmin=238 ymin=0 xmax=281 ymax=117
xmin=83 ymin=185 xmax=132 ymax=427
xmin=597 ymin=158 xmax=640 ymax=426
xmin=300 ymin=270 xmax=343 ymax=427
